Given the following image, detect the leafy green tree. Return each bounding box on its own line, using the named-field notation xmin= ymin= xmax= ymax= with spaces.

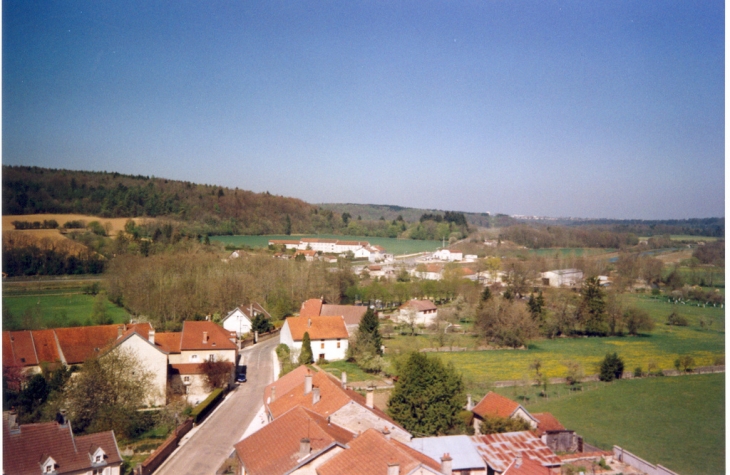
xmin=624 ymin=307 xmax=654 ymax=335
xmin=298 ymin=332 xmax=314 ymax=365
xmin=387 ymin=352 xmax=465 ymax=435
xmin=90 ymin=293 xmax=111 ymax=325
xmin=252 ymin=313 xmax=273 ymax=334
xmin=284 ymin=215 xmax=292 ymax=235
xmin=599 ymin=352 xmax=625 ymax=382
xmin=579 ymin=277 xmax=608 ymax=335
xmin=201 ymin=360 xmax=235 ymax=390
xmin=479 ymin=415 xmax=531 ymax=434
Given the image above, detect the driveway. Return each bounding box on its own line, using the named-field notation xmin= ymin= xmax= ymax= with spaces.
xmin=154 ymin=335 xmax=278 ymax=475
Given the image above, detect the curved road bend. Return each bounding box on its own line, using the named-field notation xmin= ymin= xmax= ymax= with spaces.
xmin=154 ymin=336 xmax=279 ymax=475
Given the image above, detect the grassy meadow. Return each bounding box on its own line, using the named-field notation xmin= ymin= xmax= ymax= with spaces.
xmin=520 ymin=373 xmax=725 ymax=475
xmin=3 ymin=293 xmax=130 ymax=329
xmin=211 ymin=234 xmax=442 ymax=255
xmin=383 ymin=293 xmax=723 ymax=386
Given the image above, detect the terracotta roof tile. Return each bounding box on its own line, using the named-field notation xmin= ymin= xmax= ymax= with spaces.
xmin=472 ymin=392 xmax=520 ymax=419
xmin=284 ymin=316 xmax=349 ymax=341
xmin=170 ymin=363 xmax=206 ymax=375
xmin=320 ymin=305 xmax=368 ymax=326
xmin=235 ymin=406 xmax=353 ymax=475
xmin=300 ymin=299 xmax=324 ymax=317
xmin=154 ymin=332 xmax=182 ymax=353
xmin=318 ymin=429 xmax=441 ymax=475
xmin=180 ymin=321 xmax=237 ymax=351
xmin=3 ymin=413 xmax=121 ymax=475
xmin=54 ymin=325 xmax=124 ymax=364
xmin=31 ymin=330 xmax=61 ymax=364
xmin=3 ymin=331 xmax=37 ymax=366
xmin=532 ymin=413 xmax=565 ymax=436
xmin=264 ymin=365 xmax=311 ymax=405
xmin=503 ymin=455 xmax=555 ymax=475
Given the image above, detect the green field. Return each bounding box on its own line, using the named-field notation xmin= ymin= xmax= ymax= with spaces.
xmin=521 ymin=373 xmax=725 ymax=475
xmin=211 ymin=234 xmax=442 ymax=255
xmin=525 ymin=248 xmax=616 ymax=257
xmin=3 ymin=293 xmax=130 ymax=329
xmin=384 ymin=294 xmax=724 ymax=385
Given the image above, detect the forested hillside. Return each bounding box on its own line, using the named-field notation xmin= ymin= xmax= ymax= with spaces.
xmin=3 ymin=166 xmax=316 ymax=235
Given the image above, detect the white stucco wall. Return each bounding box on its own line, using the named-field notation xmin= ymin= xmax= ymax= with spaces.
xmin=116 ymin=335 xmax=168 ymax=407
xmin=223 ymin=309 xmax=252 ymax=337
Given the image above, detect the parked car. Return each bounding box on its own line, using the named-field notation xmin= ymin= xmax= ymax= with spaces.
xmin=236 ymin=365 xmax=247 ymax=383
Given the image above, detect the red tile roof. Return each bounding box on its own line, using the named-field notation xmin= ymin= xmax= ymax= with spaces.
xmin=180 ymin=321 xmax=237 ymax=351
xmin=284 ymin=316 xmax=349 ymax=341
xmin=471 ymin=431 xmax=560 ymax=472
xmin=472 ymin=392 xmax=520 ymax=419
xmin=155 ymin=332 xmax=182 ymax=353
xmin=400 ymin=299 xmax=438 ymax=312
xmin=320 ymin=304 xmax=367 ymax=326
xmin=31 ymin=329 xmax=61 ymax=364
xmin=300 ymin=298 xmax=324 ymax=317
xmin=318 ymin=429 xmax=441 ymax=475
xmin=170 ymin=363 xmax=206 ymax=375
xmin=264 ymin=365 xmax=312 ymax=405
xmin=4 ymin=331 xmax=38 ymax=366
xmin=532 ymin=413 xmax=565 ymax=436
xmin=3 ymin=413 xmax=122 ymax=475
xmin=503 ymin=455 xmax=555 ymax=475
xmin=54 ymin=324 xmax=141 ymax=364
xmin=235 ymin=406 xmax=353 ymax=475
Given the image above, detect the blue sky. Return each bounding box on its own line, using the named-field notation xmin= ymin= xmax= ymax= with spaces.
xmin=3 ymin=1 xmax=724 ymax=219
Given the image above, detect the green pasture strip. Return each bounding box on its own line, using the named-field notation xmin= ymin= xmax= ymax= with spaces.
xmin=524 ymin=248 xmax=616 ymax=257
xmin=318 ymin=360 xmax=381 ymax=383
xmin=669 ymin=235 xmax=721 ymax=241
xmin=624 ymin=294 xmax=725 ymax=330
xmin=525 ymin=373 xmax=725 ymax=475
xmin=3 ymin=293 xmax=129 ymax=329
xmin=211 ymin=234 xmax=442 ymax=254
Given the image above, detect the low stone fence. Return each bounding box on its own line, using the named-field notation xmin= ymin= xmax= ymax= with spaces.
xmin=419 ymin=347 xmax=468 ymax=353
xmin=241 ymin=328 xmax=280 ymax=348
xmin=134 ymin=418 xmax=193 ymax=475
xmin=613 ymin=446 xmax=679 ymax=475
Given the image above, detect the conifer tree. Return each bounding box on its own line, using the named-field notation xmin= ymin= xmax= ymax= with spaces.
xmin=357 ymin=307 xmax=383 ymax=356
xmin=298 ymin=331 xmax=314 ymax=365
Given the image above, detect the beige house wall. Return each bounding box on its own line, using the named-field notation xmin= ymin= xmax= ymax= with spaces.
xmin=116 ymin=335 xmax=167 ymax=407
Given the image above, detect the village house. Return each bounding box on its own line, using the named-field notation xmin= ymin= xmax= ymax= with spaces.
xmin=264 ymin=367 xmax=412 ymax=444
xmin=280 ymin=315 xmax=349 ymax=362
xmin=397 ymin=299 xmax=439 ymax=327
xmin=412 ymin=264 xmax=444 ymax=281
xmin=3 ymin=411 xmax=123 ymax=475
xmin=471 ymin=392 xmax=539 ymax=435
xmin=540 ymin=269 xmax=584 ymax=287
xmin=221 ymin=302 xmax=271 ymax=338
xmin=112 ymin=327 xmax=169 ymax=407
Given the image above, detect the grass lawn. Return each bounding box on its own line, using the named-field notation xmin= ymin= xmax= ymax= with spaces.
xmin=318 ymin=360 xmax=381 ymax=383
xmin=383 ymin=294 xmax=723 ymax=389
xmin=210 ymin=234 xmax=442 ymax=255
xmin=523 ymin=373 xmax=725 ymax=475
xmin=3 ymin=293 xmax=130 ymax=329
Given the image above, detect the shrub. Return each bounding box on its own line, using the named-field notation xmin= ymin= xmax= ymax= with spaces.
xmin=633 ymin=366 xmax=643 ymax=378
xmin=190 ymin=388 xmax=224 ymax=423
xmin=599 ymin=352 xmax=624 ymax=382
xmin=676 ymin=355 xmax=695 ymax=373
xmin=666 ymin=311 xmax=688 ymax=326
xmin=200 ymin=360 xmax=235 ymax=390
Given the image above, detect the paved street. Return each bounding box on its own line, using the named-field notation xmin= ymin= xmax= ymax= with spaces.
xmin=154 ymin=336 xmax=278 ymax=475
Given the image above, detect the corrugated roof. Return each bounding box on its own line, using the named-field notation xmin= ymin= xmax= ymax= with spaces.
xmin=410 ymin=435 xmax=486 ymax=471
xmin=234 ymin=406 xmax=353 ymax=475
xmin=471 ymin=431 xmax=560 ymax=472
xmin=284 ymin=316 xmax=349 ymax=341
xmin=503 ymin=455 xmax=555 ymax=475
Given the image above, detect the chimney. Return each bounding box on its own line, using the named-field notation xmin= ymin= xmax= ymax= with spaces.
xmin=148 ymin=329 xmax=155 ymax=345
xmin=387 ymin=461 xmax=400 ymax=475
xmin=382 ymin=427 xmax=391 ymax=440
xmin=58 ymin=409 xmax=68 ymax=427
xmin=304 ymin=373 xmax=313 ymax=395
xmin=366 ymin=386 xmax=374 ymax=409
xmin=270 ymin=386 xmax=276 ymax=402
xmin=514 ymin=453 xmax=522 ymax=468
xmin=466 ymin=394 xmax=473 ymax=411
xmin=117 ymin=326 xmax=124 ymax=339
xmin=341 ymin=371 xmax=347 ymax=388
xmin=203 ymin=331 xmax=208 ymax=344
xmin=299 ymin=438 xmax=311 ymax=459
xmin=308 ymin=318 xmax=312 ymax=327
xmin=312 ymin=387 xmax=320 ymax=405
xmin=441 ymin=453 xmax=453 ymax=475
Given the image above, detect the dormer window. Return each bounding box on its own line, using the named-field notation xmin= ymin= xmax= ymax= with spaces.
xmin=42 ymin=456 xmax=57 ymax=474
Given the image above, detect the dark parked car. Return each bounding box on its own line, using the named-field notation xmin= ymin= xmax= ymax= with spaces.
xmin=236 ymin=365 xmax=247 ymax=383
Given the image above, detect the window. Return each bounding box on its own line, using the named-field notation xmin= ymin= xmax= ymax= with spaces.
xmin=45 ymin=466 xmax=52 ymax=473
xmin=95 ymin=455 xmax=102 ymax=463
xmin=190 ymin=354 xmax=199 ymax=361
xmin=337 ymin=339 xmax=341 ymax=348
xmin=208 ymin=354 xmax=216 ymax=362
xmin=183 ymin=376 xmax=191 ymax=383
xmin=320 ymin=342 xmax=325 ymax=349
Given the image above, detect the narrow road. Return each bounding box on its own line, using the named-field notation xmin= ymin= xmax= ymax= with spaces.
xmin=154 ymin=336 xmax=278 ymax=475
